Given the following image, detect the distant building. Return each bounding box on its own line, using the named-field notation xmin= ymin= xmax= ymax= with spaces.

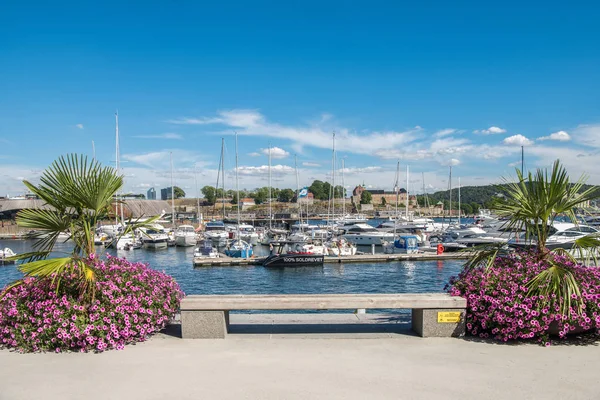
xmin=161 ymin=187 xmax=174 ymax=201
xmin=296 ymin=192 xmax=314 ymax=205
xmin=351 ymin=185 xmax=414 ymax=206
xmin=147 ymin=187 xmax=156 ymax=200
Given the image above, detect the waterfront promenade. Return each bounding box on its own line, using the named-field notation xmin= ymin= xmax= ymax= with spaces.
xmin=0 ymin=314 xmax=598 ymax=400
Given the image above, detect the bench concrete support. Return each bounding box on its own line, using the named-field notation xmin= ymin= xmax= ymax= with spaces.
xmin=181 ymin=311 xmax=230 ymax=339
xmin=411 ymin=309 xmax=465 ymax=338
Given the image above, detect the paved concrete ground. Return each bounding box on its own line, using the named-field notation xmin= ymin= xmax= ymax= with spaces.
xmin=0 ymin=314 xmax=598 ymax=400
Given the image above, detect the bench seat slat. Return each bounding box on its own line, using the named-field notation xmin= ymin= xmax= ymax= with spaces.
xmin=181 ymin=293 xmax=466 ymax=310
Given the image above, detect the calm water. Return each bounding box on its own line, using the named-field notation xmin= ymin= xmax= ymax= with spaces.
xmin=0 ymin=239 xmax=464 ymax=298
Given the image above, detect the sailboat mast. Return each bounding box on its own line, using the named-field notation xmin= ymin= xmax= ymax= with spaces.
xmin=194 ymin=164 xmax=201 ymax=228
xmin=295 ymin=154 xmax=302 ymax=231
xmin=115 ymin=111 xmax=124 ymax=225
xmin=405 ymin=165 xmax=409 ymax=220
xmin=332 ymin=132 xmax=336 ymax=222
xmin=268 ymin=144 xmax=272 ymax=230
xmin=341 ymin=158 xmax=345 ymax=217
xmin=458 ymin=177 xmax=461 ymax=225
xmin=170 ymin=152 xmax=175 ymax=226
xmin=521 ymin=145 xmax=524 ymax=176
xmin=235 ymin=132 xmax=240 ymax=238
xmin=394 ymin=161 xmax=399 ymax=238
xmin=221 ymin=138 xmax=225 ymax=221
xmin=449 ymin=166 xmax=453 ymax=222
xmin=92 ymin=140 xmax=96 ymax=161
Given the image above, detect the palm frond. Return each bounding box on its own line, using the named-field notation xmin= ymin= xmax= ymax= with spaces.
xmin=526 ymin=263 xmax=583 ymax=316
xmin=462 ymin=243 xmax=509 ymax=274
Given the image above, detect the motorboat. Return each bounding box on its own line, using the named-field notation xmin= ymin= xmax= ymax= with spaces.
xmin=0 ymin=247 xmax=16 ymax=264
xmin=545 ymin=225 xmax=599 ymax=250
xmin=203 ymin=221 xmax=229 ymax=243
xmin=454 ymin=233 xmax=509 ymax=247
xmin=97 ymin=224 xmax=124 ymax=237
xmin=262 ymin=241 xmax=324 ymax=267
xmin=235 ymin=224 xmax=260 ymax=245
xmin=341 ymin=223 xmax=394 ymax=246
xmin=325 ymin=238 xmax=357 ymax=256
xmin=334 ymin=214 xmax=368 ymax=225
xmin=259 ymin=229 xmax=288 ymax=245
xmin=508 ymin=222 xmax=588 ymax=249
xmin=194 ymin=241 xmax=219 ymax=259
xmin=224 ymin=239 xmax=253 ymax=258
xmin=382 ymin=235 xmax=420 ymax=254
xmin=428 ymin=234 xmax=468 ymax=252
xmin=140 ymin=225 xmax=169 ymax=250
xmin=263 ymin=253 xmax=325 ymax=268
xmin=107 ymin=233 xmax=137 ymax=250
xmin=94 ymin=231 xmax=110 ymax=246
xmin=174 ymin=225 xmax=197 ymax=247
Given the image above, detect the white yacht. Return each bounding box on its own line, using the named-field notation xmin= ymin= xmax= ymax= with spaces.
xmin=342 ymin=223 xmax=394 ymax=246
xmin=204 ymin=221 xmax=229 ymax=243
xmin=325 ymin=238 xmax=357 ymax=256
xmin=140 ymin=225 xmax=169 ymax=249
xmin=546 ymin=225 xmax=598 ymax=250
xmin=334 ymin=214 xmax=368 ymax=225
xmin=174 ymin=225 xmax=197 ymax=247
xmin=508 ymin=222 xmax=588 ymax=249
xmin=235 ymin=224 xmax=260 ymax=245
xmin=0 ymin=247 xmax=16 ymax=264
xmin=107 ymin=233 xmax=137 ymax=250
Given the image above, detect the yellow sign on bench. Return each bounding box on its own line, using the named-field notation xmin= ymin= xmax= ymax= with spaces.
xmin=437 ymin=311 xmax=461 ymax=323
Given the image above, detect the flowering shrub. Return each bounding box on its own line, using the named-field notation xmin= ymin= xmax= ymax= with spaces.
xmin=0 ymin=255 xmax=184 ymax=352
xmin=448 ymin=252 xmax=600 ymax=344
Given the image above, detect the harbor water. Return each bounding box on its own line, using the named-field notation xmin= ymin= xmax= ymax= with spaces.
xmin=0 ymin=239 xmax=464 ymax=302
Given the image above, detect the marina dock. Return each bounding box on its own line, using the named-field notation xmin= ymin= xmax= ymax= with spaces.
xmin=193 ymin=252 xmax=473 ymax=267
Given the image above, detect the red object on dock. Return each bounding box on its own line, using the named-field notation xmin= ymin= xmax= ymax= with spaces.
xmin=436 ymin=244 xmax=444 ymax=255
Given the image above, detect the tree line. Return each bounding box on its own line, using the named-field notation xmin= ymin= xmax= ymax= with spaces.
xmin=200 ymin=179 xmax=347 ymax=206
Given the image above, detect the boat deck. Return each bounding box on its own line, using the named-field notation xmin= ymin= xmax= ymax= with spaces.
xmin=192 ymin=251 xmax=473 ymax=267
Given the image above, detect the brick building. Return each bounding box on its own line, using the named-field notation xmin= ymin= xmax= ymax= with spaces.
xmin=351 ymin=185 xmax=415 ymax=206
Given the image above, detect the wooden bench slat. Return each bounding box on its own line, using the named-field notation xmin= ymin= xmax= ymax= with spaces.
xmin=181 ymin=293 xmax=466 ymax=310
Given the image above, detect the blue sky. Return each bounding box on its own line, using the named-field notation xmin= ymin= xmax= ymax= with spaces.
xmin=1 ymin=1 xmax=600 ymax=197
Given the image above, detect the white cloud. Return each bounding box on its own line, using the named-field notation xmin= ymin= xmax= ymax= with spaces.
xmin=76 ymin=124 xmax=84 ymax=129
xmin=302 ymin=162 xmax=321 ymax=167
xmin=571 ymin=124 xmax=600 ymax=147
xmin=134 ymin=133 xmax=182 ymax=140
xmin=434 ymin=129 xmax=457 ymax=138
xmin=474 ymin=126 xmax=507 ymax=135
xmin=538 ymin=130 xmax=571 ymax=142
xmin=122 ymin=150 xmax=204 ymax=168
xmin=442 ymin=158 xmax=461 ymax=166
xmin=248 ymin=152 xmax=261 ymax=157
xmin=503 ymin=134 xmax=533 ymax=146
xmin=339 ymin=166 xmax=382 ymax=174
xmin=259 ymin=146 xmax=289 ymax=159
xmin=168 ymin=109 xmax=420 ymax=157
xmin=235 ymin=165 xmax=294 ymax=176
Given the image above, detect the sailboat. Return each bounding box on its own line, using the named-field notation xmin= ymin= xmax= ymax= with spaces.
xmin=224 ymin=133 xmax=253 ymax=258
xmin=106 ymin=112 xmax=137 ymax=250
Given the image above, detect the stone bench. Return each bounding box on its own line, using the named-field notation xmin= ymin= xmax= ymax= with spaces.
xmin=180 ymin=293 xmax=467 ymax=339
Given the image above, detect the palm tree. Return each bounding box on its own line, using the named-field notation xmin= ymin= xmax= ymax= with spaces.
xmin=465 ymin=160 xmax=600 ymax=316
xmin=6 ymin=154 xmax=156 ymax=298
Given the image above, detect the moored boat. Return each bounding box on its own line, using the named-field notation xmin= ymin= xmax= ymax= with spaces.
xmin=175 ymin=225 xmax=197 ymax=247
xmin=263 ymin=253 xmax=324 ymax=268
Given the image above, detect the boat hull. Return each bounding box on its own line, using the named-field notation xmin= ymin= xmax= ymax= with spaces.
xmin=343 ymin=234 xmax=393 ymax=246
xmin=143 ymin=240 xmax=168 ymax=250
xmin=263 ymin=254 xmax=324 ymax=268
xmin=175 ymin=235 xmax=196 ymax=247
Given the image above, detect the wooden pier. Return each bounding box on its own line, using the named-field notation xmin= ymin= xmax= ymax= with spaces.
xmin=193 ymin=252 xmax=472 ymax=267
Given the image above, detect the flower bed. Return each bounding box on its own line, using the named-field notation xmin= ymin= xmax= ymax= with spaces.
xmin=447 ymin=252 xmax=600 ymax=344
xmin=0 ymin=255 xmax=184 ymax=352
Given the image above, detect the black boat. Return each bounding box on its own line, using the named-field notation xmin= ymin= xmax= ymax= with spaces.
xmin=263 ymin=253 xmax=324 ymax=268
